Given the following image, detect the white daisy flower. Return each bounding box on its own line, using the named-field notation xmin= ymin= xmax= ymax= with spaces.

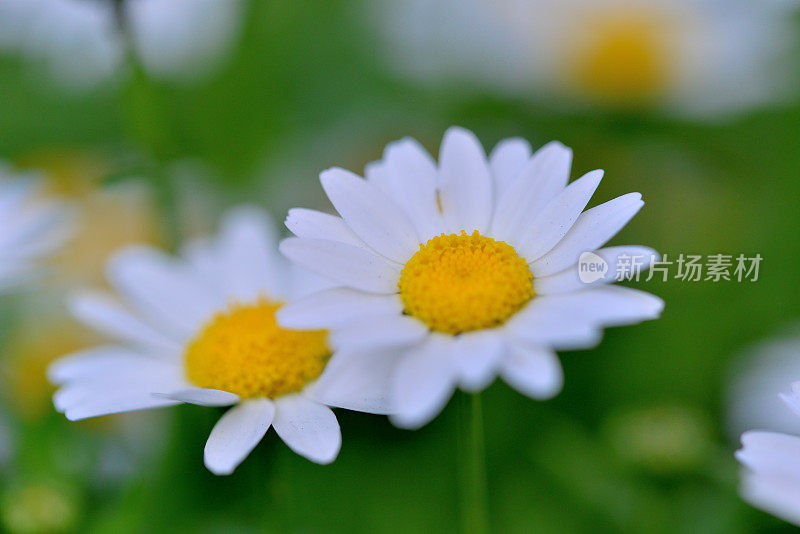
xmin=0 ymin=164 xmax=74 ymax=291
xmin=726 ymin=325 xmax=800 ymax=439
xmin=0 ymin=0 xmax=243 ymax=88
xmin=49 ymin=207 xmax=388 ymax=475
xmin=372 ymin=0 xmax=798 ymax=118
xmin=737 ymin=384 xmax=800 ymax=527
xmin=279 ymin=127 xmax=664 ymax=429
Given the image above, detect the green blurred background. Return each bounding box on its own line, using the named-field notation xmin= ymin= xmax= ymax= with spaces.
xmin=1 ymin=1 xmax=799 ymax=532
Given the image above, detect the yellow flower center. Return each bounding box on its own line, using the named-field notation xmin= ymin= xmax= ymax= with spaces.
xmin=569 ymin=10 xmax=675 ymax=104
xmin=398 ymin=231 xmax=534 ymax=335
xmin=184 ymin=300 xmax=329 ymax=399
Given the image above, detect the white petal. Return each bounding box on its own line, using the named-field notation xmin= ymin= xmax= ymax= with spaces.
xmin=107 ymin=246 xmax=219 ymax=341
xmin=534 ymin=246 xmax=659 ymax=294
xmin=503 ymin=300 xmax=602 ymax=350
xmin=284 ymin=208 xmax=364 ymax=247
xmin=204 ymin=399 xmax=275 ymax=475
xmin=276 ymin=287 xmax=402 ymax=329
xmin=741 ymin=470 xmax=800 ymax=527
xmin=389 ymin=336 xmax=457 ymax=429
xmin=53 ymin=368 xmax=184 ymax=414
xmin=64 ymin=394 xmax=182 ymax=421
xmin=531 ymin=193 xmax=644 ymax=277
xmin=380 ymin=137 xmax=443 ymax=240
xmin=279 ymin=238 xmax=400 ymax=294
xmin=437 ymin=127 xmax=493 ymax=234
xmin=153 ymin=388 xmax=239 ymax=407
xmin=505 ymin=287 xmax=663 ymax=350
xmin=329 ymin=316 xmax=429 ymax=353
xmin=452 ymin=330 xmax=504 ymax=392
xmin=0 ymin=200 xmax=75 ymax=256
xmin=488 ymin=137 xmax=532 ymax=197
xmin=515 ymin=169 xmax=604 ymax=262
xmin=272 ymin=395 xmax=341 ymax=464
xmin=50 ymin=347 xmax=187 ymax=419
xmin=48 ymin=346 xmax=178 ymax=385
xmin=288 ymin=265 xmax=337 ymax=300
xmin=492 ymin=141 xmax=572 ymax=242
xmin=737 ymin=431 xmax=800 ymax=479
xmin=53 ymin=385 xmax=90 ymax=413
xmin=0 ymin=177 xmax=37 ymax=213
xmin=500 ymin=343 xmax=563 ymax=400
xmin=128 ymin=0 xmax=242 ymax=82
xmin=780 ymin=383 xmax=800 ymax=417
xmin=544 ymin=286 xmax=665 ymax=327
xmin=53 ymin=356 xmax=186 ymax=419
xmin=217 ymin=205 xmax=285 ymax=300
xmin=363 ymin=160 xmax=393 ymax=195
xmin=320 ymin=168 xmax=419 ymax=262
xmin=305 ymin=350 xmax=400 ymax=415
xmin=52 ymin=370 xmax=184 ymax=410
xmin=181 ymin=237 xmax=223 ymax=292
xmin=69 ymin=291 xmax=182 ymax=357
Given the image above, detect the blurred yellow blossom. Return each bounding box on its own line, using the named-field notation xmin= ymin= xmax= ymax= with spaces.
xmin=0 ymin=479 xmax=80 ymax=534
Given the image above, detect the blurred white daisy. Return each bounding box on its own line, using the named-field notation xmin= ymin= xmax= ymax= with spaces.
xmin=726 ymin=325 xmax=800 ymax=439
xmin=49 ymin=207 xmax=388 ymax=475
xmin=279 ymin=127 xmax=664 ymax=429
xmin=737 ymin=384 xmax=800 ymax=527
xmin=373 ymin=0 xmax=798 ymax=118
xmin=0 ymin=0 xmax=243 ymax=88
xmin=0 ymin=163 xmax=74 ymax=291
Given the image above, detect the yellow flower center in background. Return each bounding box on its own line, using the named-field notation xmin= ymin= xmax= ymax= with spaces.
xmin=398 ymin=231 xmax=534 ymax=335
xmin=569 ymin=10 xmax=674 ymax=104
xmin=185 ymin=300 xmax=329 ymax=399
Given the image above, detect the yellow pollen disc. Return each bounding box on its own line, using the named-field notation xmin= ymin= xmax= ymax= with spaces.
xmin=398 ymin=231 xmax=534 ymax=335
xmin=569 ymin=10 xmax=674 ymax=104
xmin=184 ymin=300 xmax=329 ymax=400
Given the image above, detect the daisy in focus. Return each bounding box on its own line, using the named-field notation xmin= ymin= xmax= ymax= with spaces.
xmin=737 ymin=384 xmax=800 ymax=527
xmin=0 ymin=0 xmax=243 ymax=88
xmin=0 ymin=163 xmax=73 ymax=292
xmin=373 ymin=0 xmax=798 ymax=118
xmin=49 ymin=207 xmax=387 ymax=475
xmin=279 ymin=127 xmax=664 ymax=429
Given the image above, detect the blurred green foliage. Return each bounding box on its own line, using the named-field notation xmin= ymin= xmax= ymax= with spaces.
xmin=0 ymin=1 xmax=799 ymax=532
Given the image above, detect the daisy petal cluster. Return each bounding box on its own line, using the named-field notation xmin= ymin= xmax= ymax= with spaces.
xmin=737 ymin=383 xmax=800 ymax=527
xmin=279 ymin=127 xmax=664 ymax=429
xmin=48 ymin=207 xmax=388 ymax=475
xmin=0 ymin=163 xmax=74 ymax=291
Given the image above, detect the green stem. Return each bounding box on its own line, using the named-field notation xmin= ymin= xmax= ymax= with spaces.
xmin=149 ymin=168 xmax=182 ymax=251
xmin=459 ymin=392 xmax=491 ymax=534
xmin=113 ymin=0 xmax=181 ymax=250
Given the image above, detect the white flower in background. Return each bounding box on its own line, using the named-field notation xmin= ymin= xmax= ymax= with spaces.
xmin=279 ymin=127 xmax=664 ymax=429
xmin=0 ymin=0 xmax=243 ymax=88
xmin=372 ymin=0 xmax=798 ymax=118
xmin=0 ymin=164 xmax=74 ymax=291
xmin=49 ymin=207 xmax=388 ymax=475
xmin=737 ymin=385 xmax=800 ymax=527
xmin=726 ymin=326 xmax=800 ymax=439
